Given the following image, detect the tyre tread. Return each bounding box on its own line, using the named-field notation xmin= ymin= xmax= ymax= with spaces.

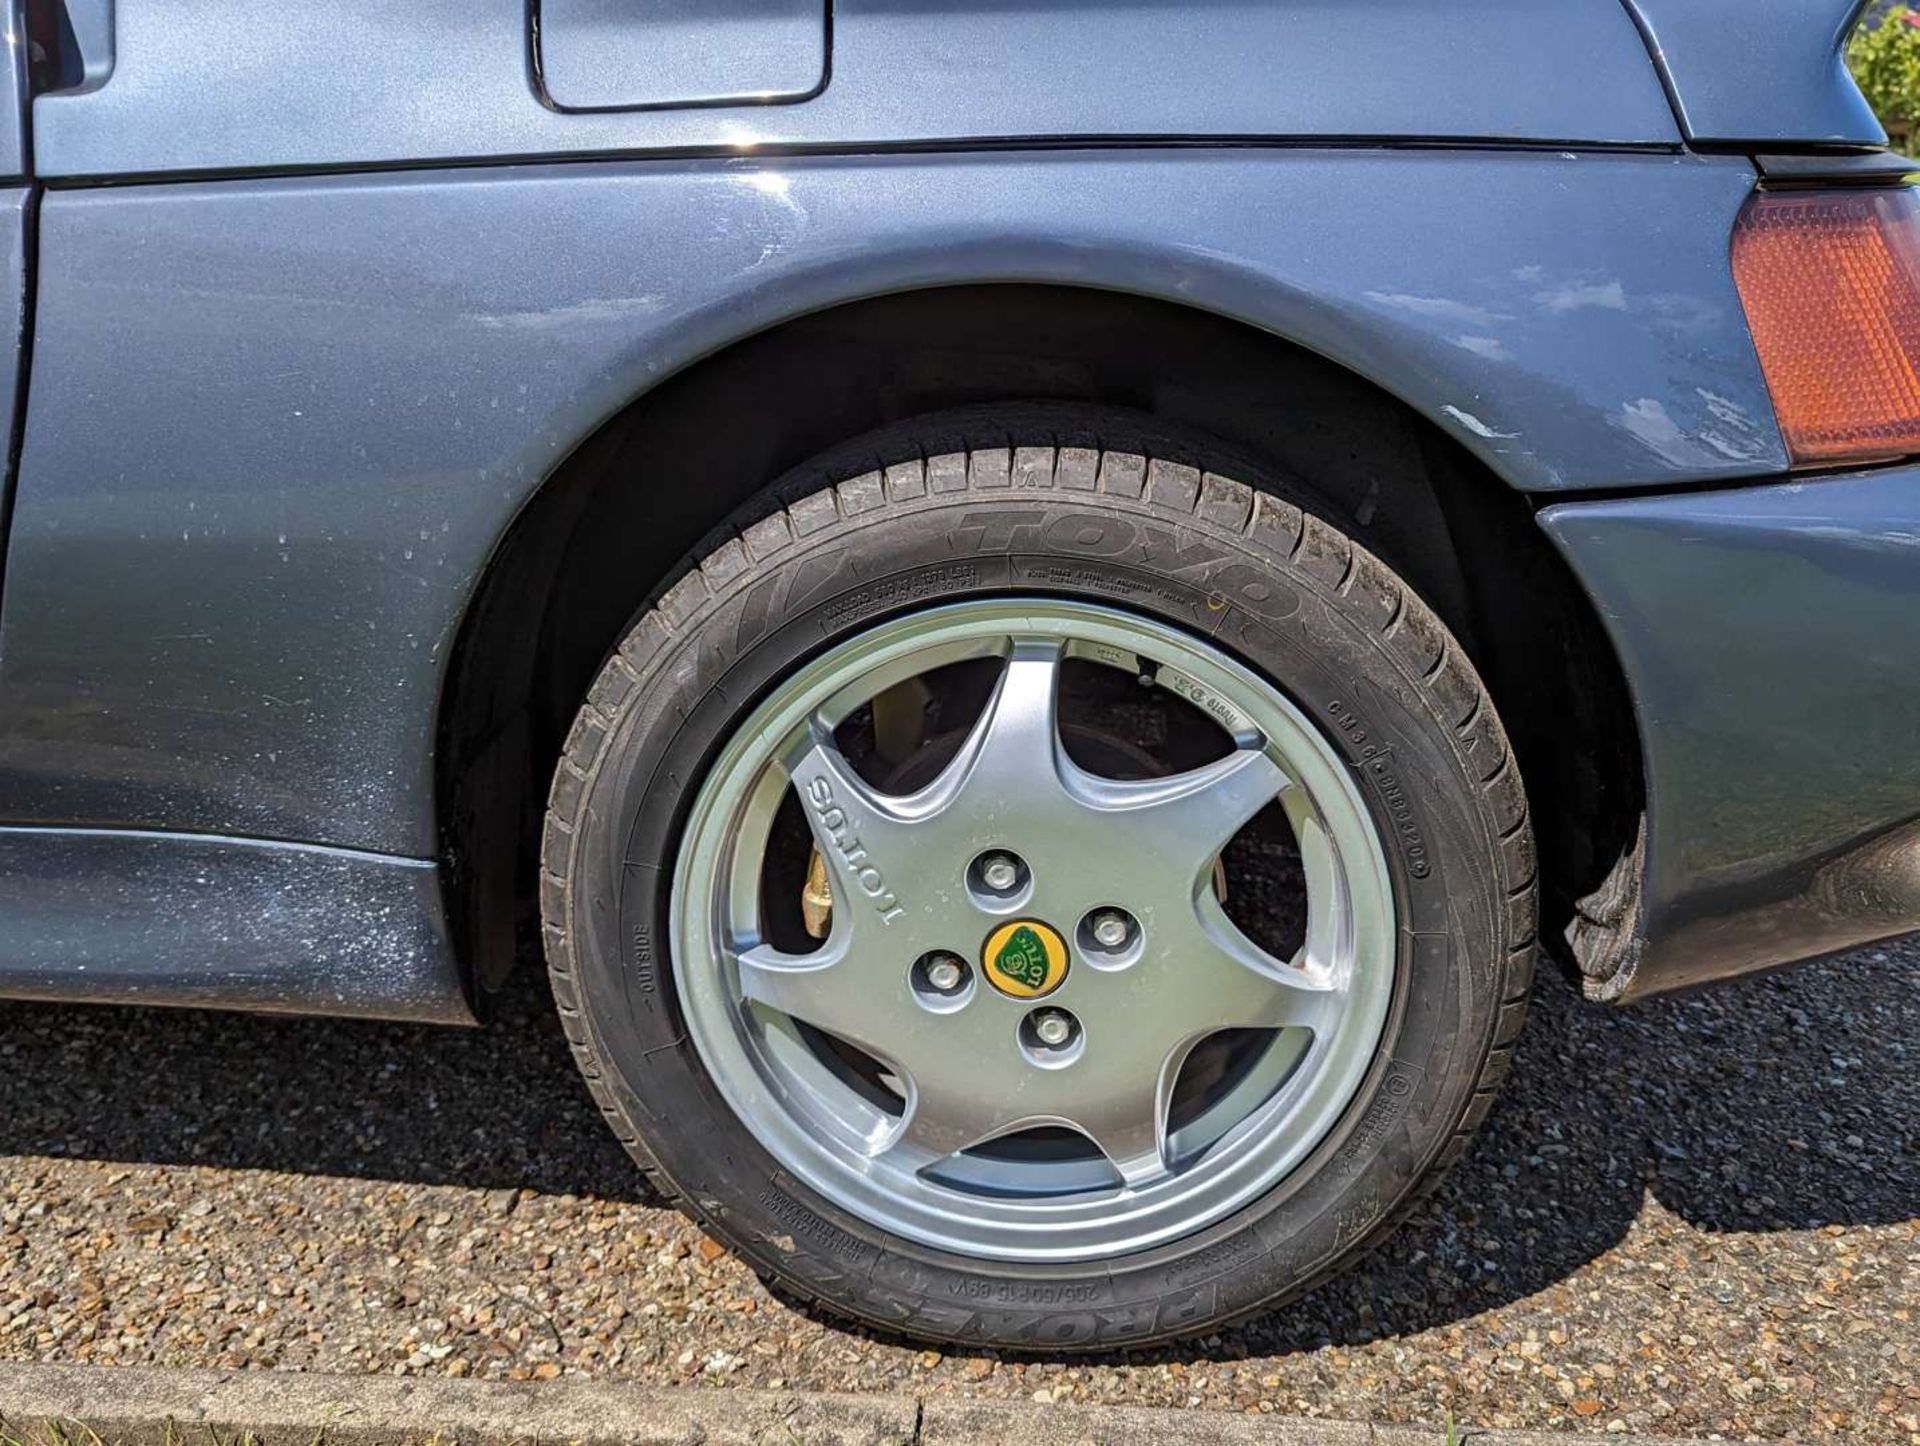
xmin=540 ymin=443 xmax=1538 ymax=1347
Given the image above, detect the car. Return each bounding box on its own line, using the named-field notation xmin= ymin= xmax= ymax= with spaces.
xmin=0 ymin=0 xmax=1914 ymax=1350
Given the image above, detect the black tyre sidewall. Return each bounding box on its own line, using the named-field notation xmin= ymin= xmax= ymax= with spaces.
xmin=563 ymin=484 xmax=1511 ymax=1348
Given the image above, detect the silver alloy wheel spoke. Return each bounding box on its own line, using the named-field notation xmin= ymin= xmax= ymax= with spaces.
xmin=880 ymin=1032 xmax=1188 ymax=1186
xmin=941 ymin=637 xmax=1071 ymax=803
xmin=788 ymin=728 xmax=922 ymax=895
xmin=734 ymin=941 xmax=857 ymax=1039
xmin=674 ymin=599 xmax=1396 ymax=1262
xmin=1194 ymin=891 xmax=1341 ymax=1025
xmin=1045 ymin=1039 xmax=1191 ymax=1187
xmin=886 ymin=1079 xmax=1006 ymax=1160
xmin=1064 ymin=747 xmax=1290 ymax=881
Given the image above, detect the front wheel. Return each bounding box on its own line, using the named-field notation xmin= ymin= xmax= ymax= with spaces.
xmin=541 ymin=428 xmax=1534 ymax=1348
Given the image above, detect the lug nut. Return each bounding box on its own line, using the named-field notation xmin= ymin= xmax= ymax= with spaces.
xmin=980 ymin=853 xmax=1021 ymax=891
xmin=1021 ymin=1006 xmax=1082 ymax=1064
xmin=1032 ymin=1010 xmax=1074 ymax=1047
xmin=912 ymin=952 xmax=972 ymax=1010
xmin=1090 ymin=910 xmax=1131 ymax=949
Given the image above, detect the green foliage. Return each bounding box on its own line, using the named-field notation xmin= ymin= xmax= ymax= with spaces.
xmin=1850 ymin=6 xmax=1920 ymax=146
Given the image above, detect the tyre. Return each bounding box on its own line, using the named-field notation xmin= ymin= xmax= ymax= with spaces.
xmin=541 ymin=413 xmax=1535 ymax=1349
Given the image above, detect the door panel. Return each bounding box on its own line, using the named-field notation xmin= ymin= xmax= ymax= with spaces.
xmin=0 ymin=185 xmax=29 ymax=549
xmin=31 ymin=0 xmax=1678 ymax=179
xmin=0 ymin=1 xmax=25 ymax=179
xmin=537 ymin=0 xmax=827 ymax=111
xmin=0 ymin=10 xmax=33 ymax=622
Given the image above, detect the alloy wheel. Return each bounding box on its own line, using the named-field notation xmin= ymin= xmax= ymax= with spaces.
xmin=671 ymin=598 xmax=1395 ymax=1262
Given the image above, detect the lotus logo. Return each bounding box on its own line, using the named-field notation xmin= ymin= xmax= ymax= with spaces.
xmin=982 ymin=919 xmax=1068 ymax=999
xmin=996 ymin=926 xmax=1048 ymax=988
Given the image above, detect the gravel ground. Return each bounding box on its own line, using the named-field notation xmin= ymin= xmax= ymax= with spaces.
xmin=0 ymin=939 xmax=1913 ymax=1443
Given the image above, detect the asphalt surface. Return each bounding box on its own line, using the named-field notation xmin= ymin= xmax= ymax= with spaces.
xmin=0 ymin=938 xmax=1913 ymax=1442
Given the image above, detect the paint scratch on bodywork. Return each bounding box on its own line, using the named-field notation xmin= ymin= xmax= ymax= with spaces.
xmin=1532 ymin=278 xmax=1627 ymax=313
xmin=1443 ymin=405 xmax=1518 ymax=440
xmin=1619 ymin=395 xmax=1771 ymax=467
xmin=1363 ymin=290 xmax=1511 ymax=327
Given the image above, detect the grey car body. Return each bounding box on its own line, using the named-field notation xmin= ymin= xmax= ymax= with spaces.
xmin=0 ymin=0 xmax=1911 ymax=1022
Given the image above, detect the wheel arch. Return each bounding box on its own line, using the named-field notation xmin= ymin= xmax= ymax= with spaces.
xmin=436 ymin=280 xmax=1644 ymax=1002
